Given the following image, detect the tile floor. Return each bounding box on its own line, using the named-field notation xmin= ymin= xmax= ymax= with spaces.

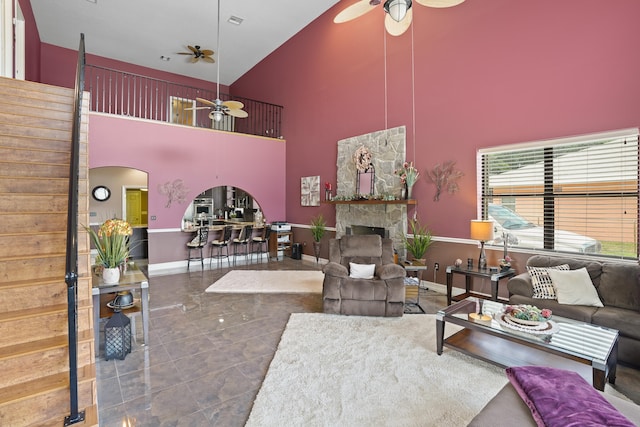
xmin=96 ymin=258 xmax=640 ymax=426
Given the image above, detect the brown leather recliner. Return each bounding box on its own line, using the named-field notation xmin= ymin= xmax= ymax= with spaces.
xmin=322 ymin=234 xmax=406 ymax=317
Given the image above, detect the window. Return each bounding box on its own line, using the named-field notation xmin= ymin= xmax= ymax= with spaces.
xmin=478 ymin=129 xmax=639 ymax=260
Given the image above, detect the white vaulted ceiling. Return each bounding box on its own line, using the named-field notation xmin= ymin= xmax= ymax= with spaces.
xmin=30 ymin=0 xmax=340 ymax=85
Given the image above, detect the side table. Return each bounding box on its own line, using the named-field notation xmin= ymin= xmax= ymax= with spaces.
xmin=92 ymin=263 xmax=150 ymax=349
xmin=445 ymin=265 xmax=515 ymax=306
xmin=403 ymin=260 xmax=428 ymax=313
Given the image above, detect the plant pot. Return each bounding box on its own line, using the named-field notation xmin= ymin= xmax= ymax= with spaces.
xmin=103 ymin=267 xmax=121 ymax=284
xmin=313 ymin=241 xmax=321 ymax=264
xmin=407 ymin=185 xmax=413 ymax=200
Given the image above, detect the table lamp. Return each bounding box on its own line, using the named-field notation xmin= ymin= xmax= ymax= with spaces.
xmin=470 ymin=220 xmax=494 ymax=270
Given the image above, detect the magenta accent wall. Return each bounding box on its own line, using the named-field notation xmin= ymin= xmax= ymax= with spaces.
xmin=18 ymin=0 xmax=40 ymax=82
xmin=89 ymin=114 xmax=286 ymax=229
xmin=231 ymin=0 xmax=640 ymax=238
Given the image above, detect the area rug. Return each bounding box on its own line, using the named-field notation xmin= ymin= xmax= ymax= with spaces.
xmin=246 ymin=313 xmax=508 ymax=427
xmin=204 ymin=270 xmax=324 ymax=294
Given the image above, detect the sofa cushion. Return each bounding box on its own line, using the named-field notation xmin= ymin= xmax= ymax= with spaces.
xmin=349 ymin=262 xmax=375 ymax=279
xmin=526 ymin=255 xmax=604 ymax=288
xmin=597 ymin=263 xmax=640 ymax=311
xmin=527 ymin=264 xmax=569 ymax=299
xmin=592 ymin=306 xmax=640 ymax=341
xmin=340 ymin=278 xmax=387 ymax=301
xmin=548 ymin=268 xmax=603 ymax=307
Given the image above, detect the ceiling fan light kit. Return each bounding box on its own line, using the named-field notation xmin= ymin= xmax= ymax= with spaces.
xmin=384 ymin=0 xmax=411 ymax=22
xmin=335 ymin=0 xmax=464 ymax=36
xmin=194 ymin=0 xmax=248 ymax=121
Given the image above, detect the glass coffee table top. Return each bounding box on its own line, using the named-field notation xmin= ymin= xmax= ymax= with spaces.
xmin=438 ymin=297 xmax=618 ymax=365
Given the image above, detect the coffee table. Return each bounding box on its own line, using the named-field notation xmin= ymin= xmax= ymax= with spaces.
xmin=436 ymin=297 xmax=619 ymax=391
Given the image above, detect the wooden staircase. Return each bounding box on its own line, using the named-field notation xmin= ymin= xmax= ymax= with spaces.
xmin=0 ymin=77 xmax=97 ymax=426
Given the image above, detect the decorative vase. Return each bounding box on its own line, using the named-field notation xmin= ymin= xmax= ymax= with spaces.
xmin=313 ymin=241 xmax=321 ymax=264
xmin=103 ymin=267 xmax=121 ymax=284
xmin=407 ymin=184 xmax=413 ymax=200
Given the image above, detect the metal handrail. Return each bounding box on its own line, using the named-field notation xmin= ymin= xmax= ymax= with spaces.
xmin=85 ymin=64 xmax=283 ymax=139
xmin=64 ymin=34 xmax=86 ymax=426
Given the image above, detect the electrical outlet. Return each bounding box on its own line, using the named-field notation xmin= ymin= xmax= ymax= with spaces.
xmin=434 ymin=262 xmax=440 ymax=271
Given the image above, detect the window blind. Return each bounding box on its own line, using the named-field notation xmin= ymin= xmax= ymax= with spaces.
xmin=477 ymin=129 xmax=639 ymax=259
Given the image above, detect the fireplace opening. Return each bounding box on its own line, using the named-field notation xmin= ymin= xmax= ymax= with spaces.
xmin=347 ymin=225 xmax=388 ymax=239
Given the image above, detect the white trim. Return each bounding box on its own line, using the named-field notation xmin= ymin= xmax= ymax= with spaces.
xmin=479 ymin=128 xmax=639 ymax=154
xmin=147 ymin=228 xmax=183 ymax=233
xmin=0 ymin=0 xmax=12 ymax=77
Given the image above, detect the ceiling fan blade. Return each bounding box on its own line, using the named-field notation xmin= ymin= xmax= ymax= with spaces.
xmin=226 ymin=108 xmax=248 ymax=118
xmin=185 ymin=106 xmax=210 ymax=111
xmin=415 ymin=0 xmax=465 ymax=7
xmin=385 ymin=7 xmax=412 ymax=36
xmin=223 ymin=100 xmax=244 ymax=110
xmin=177 ymin=52 xmax=193 ymax=55
xmin=334 ymin=0 xmax=378 ymax=24
xmin=202 ymin=56 xmax=215 ymax=63
xmin=190 ymin=56 xmax=199 ymax=63
xmin=196 ymin=97 xmax=216 ymax=106
xmin=187 ymin=45 xmax=198 ymax=53
xmin=201 ymin=49 xmax=214 ymax=56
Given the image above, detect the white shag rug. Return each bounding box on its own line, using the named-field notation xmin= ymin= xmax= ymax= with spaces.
xmin=205 ymin=270 xmax=324 ymax=294
xmin=246 ymin=313 xmax=509 ymax=427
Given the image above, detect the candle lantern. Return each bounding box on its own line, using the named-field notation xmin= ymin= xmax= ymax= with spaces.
xmin=104 ymin=310 xmax=132 ymax=360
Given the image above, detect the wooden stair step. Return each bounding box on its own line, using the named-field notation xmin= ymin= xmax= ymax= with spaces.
xmin=0 ymin=146 xmax=71 ymax=164
xmin=0 ymin=133 xmax=77 ymax=152
xmin=0 ymin=331 xmax=94 ymax=388
xmin=0 ymin=365 xmax=96 ymax=427
xmin=0 ymin=176 xmax=69 ymax=194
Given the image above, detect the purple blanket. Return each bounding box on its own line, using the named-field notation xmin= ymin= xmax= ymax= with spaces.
xmin=506 ymin=366 xmax=635 ymax=427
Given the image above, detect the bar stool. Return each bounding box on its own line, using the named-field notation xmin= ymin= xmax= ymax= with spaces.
xmin=186 ymin=227 xmax=209 ymax=270
xmin=231 ymin=225 xmax=252 ymax=266
xmin=210 ymin=225 xmax=232 ymax=268
xmin=251 ymin=226 xmax=271 ymax=263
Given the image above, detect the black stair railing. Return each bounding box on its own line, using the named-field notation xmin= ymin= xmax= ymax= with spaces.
xmin=64 ymin=33 xmax=86 ymax=426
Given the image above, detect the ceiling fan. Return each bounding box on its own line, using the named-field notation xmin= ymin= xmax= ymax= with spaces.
xmin=177 ymin=45 xmax=215 ymax=63
xmin=334 ymin=0 xmax=465 ymax=36
xmin=193 ymin=0 xmax=248 ymax=121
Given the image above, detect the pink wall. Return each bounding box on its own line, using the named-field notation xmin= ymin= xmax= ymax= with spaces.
xmin=232 ymin=0 xmax=640 ymax=238
xmin=89 ymin=114 xmax=286 ymax=230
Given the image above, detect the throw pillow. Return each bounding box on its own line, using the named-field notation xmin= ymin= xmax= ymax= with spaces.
xmin=349 ymin=262 xmax=375 ymax=279
xmin=527 ymin=264 xmax=570 ymax=299
xmin=548 ymin=267 xmax=604 ymax=307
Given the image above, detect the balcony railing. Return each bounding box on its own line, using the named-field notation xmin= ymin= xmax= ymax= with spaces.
xmin=85 ymin=64 xmax=283 ymax=139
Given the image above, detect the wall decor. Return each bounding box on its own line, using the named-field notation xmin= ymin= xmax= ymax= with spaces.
xmin=301 ymin=175 xmax=320 ymax=206
xmin=426 ymin=160 xmax=464 ymax=202
xmin=158 ymin=179 xmax=189 ymax=208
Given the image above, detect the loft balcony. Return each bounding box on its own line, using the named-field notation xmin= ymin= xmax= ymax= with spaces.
xmin=85 ymin=64 xmax=283 ymax=139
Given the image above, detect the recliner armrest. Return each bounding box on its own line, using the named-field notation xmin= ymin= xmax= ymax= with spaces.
xmin=377 ymin=263 xmax=406 ymax=280
xmin=323 ymin=262 xmax=349 ymax=277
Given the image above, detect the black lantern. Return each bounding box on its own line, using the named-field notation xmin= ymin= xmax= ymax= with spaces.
xmin=104 ymin=310 xmax=131 ymax=360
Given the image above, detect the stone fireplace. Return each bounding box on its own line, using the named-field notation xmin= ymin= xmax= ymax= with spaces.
xmin=335 ymin=126 xmax=409 ymax=256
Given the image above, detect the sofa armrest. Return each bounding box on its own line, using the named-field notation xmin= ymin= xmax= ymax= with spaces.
xmin=507 ymin=273 xmax=534 ymax=298
xmin=377 ymin=263 xmax=406 ymax=280
xmin=322 ymin=262 xmax=349 ymax=277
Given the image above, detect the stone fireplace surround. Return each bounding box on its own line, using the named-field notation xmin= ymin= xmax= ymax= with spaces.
xmin=335 ymin=126 xmax=409 ymax=257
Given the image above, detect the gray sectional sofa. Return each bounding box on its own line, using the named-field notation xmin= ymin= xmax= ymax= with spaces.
xmin=507 ymin=255 xmax=640 ymax=367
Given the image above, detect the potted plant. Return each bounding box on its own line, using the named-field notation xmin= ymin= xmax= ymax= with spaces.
xmin=86 ymin=218 xmax=133 ymax=284
xmin=310 ymin=214 xmax=326 ymax=263
xmin=403 ymin=219 xmax=432 ymax=263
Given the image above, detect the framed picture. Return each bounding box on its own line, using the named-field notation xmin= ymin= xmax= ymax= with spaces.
xmin=301 ymin=175 xmax=320 ymax=206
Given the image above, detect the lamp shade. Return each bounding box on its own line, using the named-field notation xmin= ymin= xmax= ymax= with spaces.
xmin=470 ymin=220 xmax=494 ymax=242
